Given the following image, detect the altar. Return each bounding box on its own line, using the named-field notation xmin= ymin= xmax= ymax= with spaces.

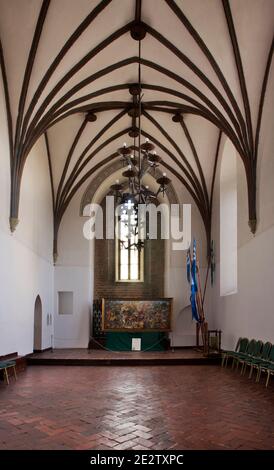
xmin=106 ymin=332 xmax=168 ymax=351
xmin=101 ymin=298 xmax=172 ymax=352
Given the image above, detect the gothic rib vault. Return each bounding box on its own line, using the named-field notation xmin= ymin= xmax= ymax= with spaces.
xmin=0 ymin=0 xmax=273 ymax=260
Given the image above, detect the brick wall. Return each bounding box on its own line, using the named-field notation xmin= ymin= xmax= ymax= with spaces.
xmin=94 ymin=199 xmax=165 ymax=299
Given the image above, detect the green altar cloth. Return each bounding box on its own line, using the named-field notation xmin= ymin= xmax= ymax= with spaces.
xmin=106 ymin=332 xmax=166 ymax=351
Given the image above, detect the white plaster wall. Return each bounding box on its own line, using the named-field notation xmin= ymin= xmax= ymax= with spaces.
xmin=211 ymin=81 xmax=274 ymax=351
xmin=0 ymin=80 xmax=54 ymax=356
xmin=212 ymin=225 xmax=274 ymax=350
xmin=220 ymin=140 xmax=237 ymax=296
xmin=43 ymin=86 xmax=274 ymax=352
xmin=54 ymin=174 xmax=208 ymax=348
xmin=54 ymin=190 xmax=93 ymax=348
xmin=164 ymin=179 xmax=212 ymax=347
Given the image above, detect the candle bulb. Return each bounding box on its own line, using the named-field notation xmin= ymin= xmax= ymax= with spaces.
xmin=116 ymin=179 xmax=119 ymax=184
xmin=163 ymin=172 xmax=166 ymax=177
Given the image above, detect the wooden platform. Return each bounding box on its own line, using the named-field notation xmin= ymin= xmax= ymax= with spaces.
xmin=27 ymin=348 xmax=221 ymax=366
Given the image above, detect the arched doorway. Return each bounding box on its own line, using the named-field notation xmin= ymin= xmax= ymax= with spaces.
xmin=33 ymin=295 xmax=42 ymax=351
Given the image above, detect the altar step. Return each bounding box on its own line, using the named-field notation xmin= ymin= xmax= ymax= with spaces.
xmin=27 ymin=348 xmax=221 ymax=366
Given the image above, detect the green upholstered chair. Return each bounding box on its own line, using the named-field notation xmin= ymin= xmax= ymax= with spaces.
xmin=239 ymin=340 xmax=263 ymax=375
xmin=221 ymin=337 xmax=240 ymax=367
xmin=265 ymin=363 xmax=274 ymax=388
xmin=0 ymin=360 xmax=17 ymax=385
xmin=257 ymin=345 xmax=274 ymax=386
xmin=244 ymin=341 xmax=272 ymax=379
xmin=221 ymin=337 xmax=249 ymax=368
xmin=231 ymin=338 xmax=257 ymax=371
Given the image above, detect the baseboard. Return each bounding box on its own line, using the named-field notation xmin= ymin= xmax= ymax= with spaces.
xmin=0 ymin=351 xmax=18 ymax=360
xmin=33 ymin=347 xmax=53 ymax=354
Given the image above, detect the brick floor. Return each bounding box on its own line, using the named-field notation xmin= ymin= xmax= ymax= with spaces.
xmin=0 ymin=365 xmax=274 ymax=450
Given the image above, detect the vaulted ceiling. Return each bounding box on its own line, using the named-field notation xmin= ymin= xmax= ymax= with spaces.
xmin=0 ymin=0 xmax=273 ymax=258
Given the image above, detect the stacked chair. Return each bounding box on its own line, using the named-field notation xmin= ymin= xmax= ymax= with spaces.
xmin=221 ymin=337 xmax=249 ymax=368
xmin=255 ymin=344 xmax=274 ymax=387
xmin=234 ymin=339 xmax=263 ymax=374
xmin=245 ymin=342 xmax=272 ymax=380
xmin=221 ymin=338 xmax=274 ymax=387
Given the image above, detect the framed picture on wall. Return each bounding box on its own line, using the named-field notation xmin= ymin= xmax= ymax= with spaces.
xmin=101 ymin=298 xmax=173 ymax=332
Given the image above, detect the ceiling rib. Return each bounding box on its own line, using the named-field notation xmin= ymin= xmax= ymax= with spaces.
xmin=56 ymin=111 xmax=128 ymax=212
xmin=179 ymin=116 xmax=209 ymax=212
xmin=0 ymin=39 xmax=13 ymax=160
xmin=254 ymin=36 xmax=274 ymax=161
xmin=0 ymin=0 xmax=271 ymax=249
xmin=142 ymin=110 xmax=207 ymax=209
xmin=21 ymin=24 xmax=132 ymax=159
xmin=14 ymin=0 xmax=51 ymax=164
xmin=56 ymin=117 xmax=88 ymax=208
xmin=57 ymin=126 xmax=133 ymax=214
xmin=222 ymin=0 xmax=253 ymax=157
xmin=44 ymin=84 xmax=244 ymax=156
xmin=20 ymin=0 xmax=112 ymax=144
xmin=44 ymin=130 xmax=55 ymax=212
xmin=164 ymin=0 xmax=249 ymax=149
xmin=22 ymin=56 xmax=247 ymax=162
xmin=146 ymin=24 xmax=248 ymax=152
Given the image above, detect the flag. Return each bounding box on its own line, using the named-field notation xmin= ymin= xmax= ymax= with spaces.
xmin=189 ymin=239 xmax=200 ymax=322
xmin=192 ymin=239 xmax=197 ymax=292
xmin=186 ymin=249 xmax=191 ymax=283
xmin=190 ymin=273 xmax=200 ymax=322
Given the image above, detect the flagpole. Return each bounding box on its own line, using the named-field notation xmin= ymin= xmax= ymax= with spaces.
xmin=196 ymin=261 xmax=204 ymax=321
xmin=187 ymin=248 xmax=199 ymax=347
xmin=197 ymin=238 xmax=209 ymax=354
xmin=196 ymin=260 xmax=208 ymax=354
xmin=188 ymin=241 xmax=208 ymax=353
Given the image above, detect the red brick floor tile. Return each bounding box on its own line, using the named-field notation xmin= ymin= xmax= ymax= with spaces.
xmin=134 ymin=425 xmax=152 ymax=432
xmin=115 ymin=433 xmax=139 ymax=443
xmin=133 ymin=437 xmax=155 ymax=448
xmin=114 ymin=440 xmax=137 ymax=450
xmin=133 ymin=430 xmax=154 ymax=439
xmin=1 ymin=365 xmax=274 ymax=450
xmin=132 ymin=445 xmax=150 ymax=450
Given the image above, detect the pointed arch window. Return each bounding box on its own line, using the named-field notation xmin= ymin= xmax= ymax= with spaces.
xmin=220 ymin=139 xmax=238 ymax=296
xmin=116 ymin=198 xmax=144 ymax=282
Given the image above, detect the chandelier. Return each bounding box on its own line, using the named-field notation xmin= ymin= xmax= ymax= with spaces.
xmin=110 ymin=41 xmax=171 ymax=253
xmin=110 ymin=42 xmax=171 ymax=205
